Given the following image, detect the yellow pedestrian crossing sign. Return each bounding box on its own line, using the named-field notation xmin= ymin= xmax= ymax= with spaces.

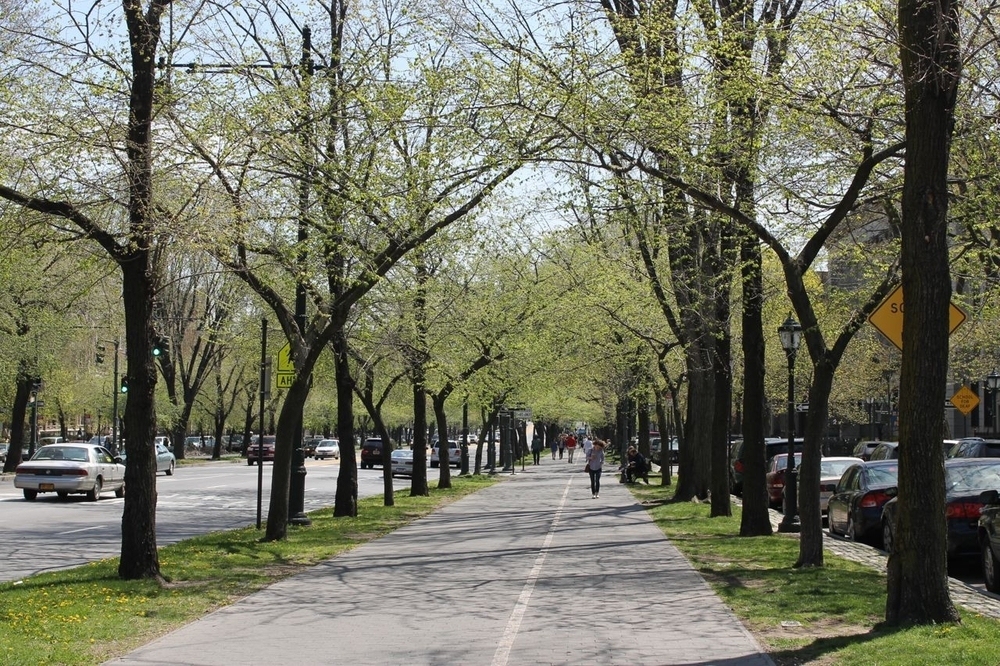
xmin=276 ymin=342 xmax=295 ymax=388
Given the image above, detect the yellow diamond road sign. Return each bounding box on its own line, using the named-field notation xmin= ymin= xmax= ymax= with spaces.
xmin=868 ymin=285 xmax=967 ymax=351
xmin=951 ymin=386 xmax=980 ymax=416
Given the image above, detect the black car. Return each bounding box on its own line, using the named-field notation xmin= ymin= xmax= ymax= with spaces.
xmin=980 ymin=489 xmax=1000 ymax=592
xmin=950 ymin=439 xmax=1000 ymax=459
xmin=883 ymin=459 xmax=1000 ymax=562
xmin=360 ymin=437 xmax=387 ymax=469
xmin=851 ymin=440 xmax=882 ymax=461
xmin=867 ymin=441 xmax=900 ymax=461
xmin=827 ymin=460 xmax=899 ymax=546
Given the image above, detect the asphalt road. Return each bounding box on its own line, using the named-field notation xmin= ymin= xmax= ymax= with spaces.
xmin=0 ymin=458 xmax=420 ymax=584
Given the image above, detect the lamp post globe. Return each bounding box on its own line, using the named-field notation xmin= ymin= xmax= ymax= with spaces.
xmin=777 ymin=315 xmax=802 ymax=533
xmin=988 ymin=370 xmax=1000 ymax=436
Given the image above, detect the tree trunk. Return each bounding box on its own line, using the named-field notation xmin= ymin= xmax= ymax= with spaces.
xmin=738 ymin=236 xmax=771 ymax=536
xmin=676 ymin=347 xmax=713 ymax=501
xmin=796 ymin=361 xmax=834 ymax=567
xmin=433 ymin=393 xmax=452 ymax=489
xmin=117 ymin=261 xmax=161 ymax=580
xmin=410 ymin=379 xmax=430 ymax=496
xmin=886 ymin=0 xmax=961 ymax=625
xmin=710 ymin=331 xmax=732 ymax=517
xmin=3 ymin=370 xmax=31 ymax=472
xmin=333 ymin=328 xmax=359 ymax=516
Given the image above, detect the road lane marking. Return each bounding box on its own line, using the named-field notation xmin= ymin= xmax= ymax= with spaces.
xmin=58 ymin=526 xmax=108 ymax=536
xmin=491 ymin=477 xmax=571 ymax=666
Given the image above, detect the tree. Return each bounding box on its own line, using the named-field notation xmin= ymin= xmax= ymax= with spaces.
xmin=0 ymin=0 xmax=175 ymax=580
xmin=885 ymin=0 xmax=962 ymax=625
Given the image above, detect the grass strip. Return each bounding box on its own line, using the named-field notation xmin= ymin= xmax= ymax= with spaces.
xmin=627 ymin=482 xmax=1000 ymax=666
xmin=0 ymin=474 xmax=496 ymax=666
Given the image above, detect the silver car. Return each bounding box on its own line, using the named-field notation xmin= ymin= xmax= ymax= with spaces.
xmin=15 ymin=443 xmax=126 ymax=501
xmin=314 ymin=439 xmax=340 ymax=460
xmin=155 ymin=442 xmax=176 ymax=475
xmin=390 ymin=448 xmax=417 ymax=477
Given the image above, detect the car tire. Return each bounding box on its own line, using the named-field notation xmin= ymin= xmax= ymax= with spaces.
xmin=882 ymin=519 xmax=893 ymax=554
xmin=248 ymin=459 xmax=255 ymax=466
xmin=87 ymin=477 xmax=103 ymax=502
xmin=430 ymin=461 xmax=439 ymax=468
xmin=23 ymin=489 xmax=37 ymax=501
xmin=984 ymin=542 xmax=1000 ymax=593
xmin=115 ymin=483 xmax=125 ymax=498
xmin=847 ymin=514 xmax=861 ymax=544
xmin=57 ymin=491 xmax=69 ymax=500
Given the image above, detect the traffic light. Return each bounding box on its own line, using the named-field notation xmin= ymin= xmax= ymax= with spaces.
xmin=152 ymin=335 xmax=167 ymax=357
xmin=120 ymin=377 xmax=129 ymax=393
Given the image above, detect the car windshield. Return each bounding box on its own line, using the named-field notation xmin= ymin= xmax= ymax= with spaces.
xmin=821 ymin=460 xmax=859 ymax=477
xmin=34 ymin=446 xmax=89 ymax=462
xmin=866 ymin=464 xmax=899 ymax=485
xmin=946 ymin=462 xmax=1000 ymax=493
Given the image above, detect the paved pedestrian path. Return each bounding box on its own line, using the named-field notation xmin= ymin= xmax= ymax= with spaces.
xmin=108 ymin=459 xmax=773 ymax=666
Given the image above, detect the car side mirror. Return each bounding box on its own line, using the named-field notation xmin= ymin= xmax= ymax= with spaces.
xmin=885 ymin=487 xmax=898 ymax=499
xmin=115 ymin=456 xmax=125 ymax=464
xmin=980 ymin=489 xmax=1000 ymax=506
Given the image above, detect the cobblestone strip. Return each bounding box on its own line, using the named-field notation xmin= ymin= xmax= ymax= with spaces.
xmin=755 ymin=504 xmax=1000 ymax=619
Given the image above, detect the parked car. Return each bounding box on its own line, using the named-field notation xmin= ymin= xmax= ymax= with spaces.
xmin=14 ymin=443 xmax=126 ymax=501
xmin=883 ymin=458 xmax=1000 ymax=562
xmin=247 ymin=435 xmax=276 ymax=465
xmin=800 ymin=457 xmax=864 ymax=518
xmin=827 ymin=460 xmax=899 ymax=546
xmin=0 ymin=442 xmax=7 ymax=464
xmin=950 ymin=439 xmax=1000 ymax=459
xmin=390 ymin=448 xmax=417 ymax=477
xmin=430 ymin=439 xmax=461 ymax=469
xmin=651 ymin=436 xmax=679 ymax=466
xmin=154 ymin=435 xmax=171 ymax=451
xmin=729 ymin=437 xmax=804 ymax=496
xmin=979 ymin=488 xmax=1000 ymax=592
xmin=867 ymin=441 xmax=900 ymax=460
xmin=361 ymin=437 xmax=387 ymax=469
xmin=301 ymin=437 xmax=323 ymax=458
xmin=851 ymin=441 xmax=882 ymax=461
xmin=314 ymin=439 xmax=341 ymax=460
xmin=765 ymin=452 xmax=804 ymax=509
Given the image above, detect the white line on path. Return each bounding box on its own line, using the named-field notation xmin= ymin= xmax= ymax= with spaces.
xmin=491 ymin=477 xmax=572 ymax=666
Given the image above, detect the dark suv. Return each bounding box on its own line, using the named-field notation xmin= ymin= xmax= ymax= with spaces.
xmin=868 ymin=441 xmax=900 ymax=461
xmin=360 ymin=437 xmax=387 ymax=469
xmin=951 ymin=439 xmax=1000 ymax=458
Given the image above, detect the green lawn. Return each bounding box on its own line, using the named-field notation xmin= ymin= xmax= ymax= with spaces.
xmin=628 ymin=482 xmax=1000 ymax=666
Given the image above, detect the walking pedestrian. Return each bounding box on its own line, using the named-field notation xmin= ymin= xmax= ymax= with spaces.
xmin=531 ymin=432 xmax=543 ymax=465
xmin=586 ymin=440 xmax=606 ymax=498
xmin=582 ymin=434 xmax=593 ymax=460
xmin=558 ymin=433 xmax=566 ymax=460
xmin=565 ymin=432 xmax=577 ymax=463
xmin=550 ymin=434 xmax=559 ymax=460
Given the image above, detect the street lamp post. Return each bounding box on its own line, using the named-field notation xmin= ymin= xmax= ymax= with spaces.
xmin=777 ymin=315 xmax=802 ymax=534
xmin=987 ymin=370 xmax=1000 ymax=436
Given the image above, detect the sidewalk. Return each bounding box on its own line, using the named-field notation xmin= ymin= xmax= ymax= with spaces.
xmin=107 ymin=458 xmax=773 ymax=666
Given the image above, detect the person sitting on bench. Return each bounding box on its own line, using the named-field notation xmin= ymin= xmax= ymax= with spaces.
xmin=624 ymin=446 xmax=649 ymax=484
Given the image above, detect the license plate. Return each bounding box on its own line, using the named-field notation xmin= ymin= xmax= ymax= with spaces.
xmin=39 ymin=483 xmax=55 ymax=491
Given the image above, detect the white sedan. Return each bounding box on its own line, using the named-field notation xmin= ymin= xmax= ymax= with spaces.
xmin=14 ymin=443 xmax=126 ymax=501
xmin=314 ymin=439 xmax=341 ymax=460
